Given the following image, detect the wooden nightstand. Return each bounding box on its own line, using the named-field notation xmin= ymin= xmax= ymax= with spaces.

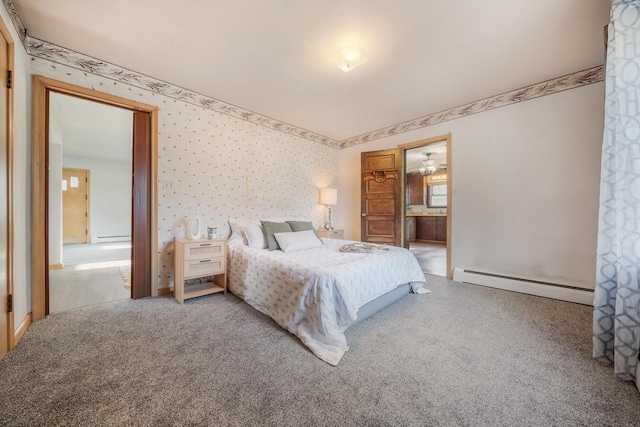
xmin=174 ymin=238 xmax=227 ymax=304
xmin=316 ymin=229 xmax=344 ymax=239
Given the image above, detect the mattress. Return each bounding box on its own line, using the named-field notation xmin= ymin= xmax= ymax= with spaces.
xmin=227 ymin=236 xmax=428 ymax=365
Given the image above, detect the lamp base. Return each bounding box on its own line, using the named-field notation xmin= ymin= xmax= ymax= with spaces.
xmin=325 ymin=206 xmax=333 ymax=230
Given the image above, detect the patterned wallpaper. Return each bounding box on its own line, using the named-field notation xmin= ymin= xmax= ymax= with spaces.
xmin=30 ymin=58 xmax=339 ymax=290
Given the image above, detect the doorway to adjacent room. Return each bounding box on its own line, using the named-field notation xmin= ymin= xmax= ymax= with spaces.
xmin=48 ymin=92 xmax=134 ymax=313
xmin=400 ymin=135 xmax=451 ymax=277
xmin=31 ymin=76 xmax=158 ymax=321
xmin=358 ymin=134 xmax=452 ymax=278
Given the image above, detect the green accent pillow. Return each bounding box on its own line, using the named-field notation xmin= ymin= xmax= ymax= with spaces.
xmin=286 ymin=221 xmax=322 ymax=242
xmin=261 ymin=221 xmax=293 ymax=251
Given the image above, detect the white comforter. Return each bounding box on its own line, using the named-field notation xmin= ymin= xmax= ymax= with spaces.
xmin=227 ymin=236 xmax=427 ymax=365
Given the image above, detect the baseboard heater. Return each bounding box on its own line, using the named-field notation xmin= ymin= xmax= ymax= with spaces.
xmin=93 ymin=235 xmax=131 ymax=244
xmin=452 ymin=267 xmax=594 ymax=306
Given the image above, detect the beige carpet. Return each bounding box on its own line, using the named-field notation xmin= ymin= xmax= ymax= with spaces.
xmin=1 ymin=277 xmax=638 ymax=426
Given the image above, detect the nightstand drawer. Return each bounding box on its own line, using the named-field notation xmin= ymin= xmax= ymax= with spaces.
xmin=183 ymin=241 xmax=225 ymax=260
xmin=183 ymin=257 xmax=224 ymax=279
xmin=316 ymin=229 xmax=344 ymax=239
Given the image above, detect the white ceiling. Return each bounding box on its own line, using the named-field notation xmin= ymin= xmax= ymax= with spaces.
xmin=406 ymin=141 xmax=446 ymax=173
xmin=49 ymin=92 xmax=133 ymax=163
xmin=18 ymin=0 xmax=610 ymax=141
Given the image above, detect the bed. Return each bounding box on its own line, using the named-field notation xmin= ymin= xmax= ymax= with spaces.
xmin=226 ymin=233 xmax=428 ymax=365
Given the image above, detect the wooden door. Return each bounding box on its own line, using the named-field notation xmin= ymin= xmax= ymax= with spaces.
xmin=131 ymin=111 xmax=151 ymax=299
xmin=361 ymin=149 xmax=402 ymax=246
xmin=62 ymin=168 xmax=89 ymax=244
xmin=0 ymin=23 xmax=10 ymax=358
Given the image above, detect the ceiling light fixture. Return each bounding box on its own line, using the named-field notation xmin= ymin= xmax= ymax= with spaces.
xmin=333 ymin=46 xmax=369 ymax=72
xmin=418 ymin=153 xmax=438 ymax=176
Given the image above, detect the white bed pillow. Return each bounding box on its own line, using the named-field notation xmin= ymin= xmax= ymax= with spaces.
xmin=228 ymin=218 xmax=261 ymax=234
xmin=274 ymin=230 xmax=323 ymax=253
xmin=243 ymin=224 xmax=267 ymax=249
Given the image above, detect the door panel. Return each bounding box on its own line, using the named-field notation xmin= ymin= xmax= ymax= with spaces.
xmin=364 ymin=154 xmax=397 ymax=171
xmin=62 ymin=168 xmax=89 ymax=244
xmin=131 ymin=111 xmax=151 ymax=299
xmin=366 ymin=179 xmax=395 ymax=194
xmin=366 ymin=198 xmax=395 ymax=216
xmin=361 ymin=149 xmax=402 ymax=246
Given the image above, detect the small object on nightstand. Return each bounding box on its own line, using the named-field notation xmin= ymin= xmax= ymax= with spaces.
xmin=207 ymin=227 xmax=217 ymax=239
xmin=174 ymin=238 xmax=227 ymax=304
xmin=316 ymin=229 xmax=344 ymax=239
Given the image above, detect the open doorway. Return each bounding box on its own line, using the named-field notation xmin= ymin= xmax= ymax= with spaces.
xmin=401 ymin=135 xmax=451 ymax=277
xmin=48 ymin=92 xmax=134 ymax=312
xmin=31 ymin=76 xmax=157 ymax=321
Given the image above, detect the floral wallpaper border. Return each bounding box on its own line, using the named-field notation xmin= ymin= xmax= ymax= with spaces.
xmin=340 ymin=65 xmax=605 ymax=148
xmin=3 ymin=0 xmax=605 ymax=150
xmin=2 ymin=0 xmax=23 ymax=43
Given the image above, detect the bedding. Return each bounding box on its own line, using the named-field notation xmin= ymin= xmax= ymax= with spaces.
xmin=227 ymin=235 xmax=427 ymax=365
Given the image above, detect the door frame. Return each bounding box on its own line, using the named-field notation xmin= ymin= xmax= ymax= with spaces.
xmin=399 ymin=133 xmax=452 ymax=278
xmin=61 ymin=167 xmax=90 ymax=244
xmin=0 ymin=15 xmax=13 ymax=352
xmin=31 ymin=75 xmax=159 ymax=321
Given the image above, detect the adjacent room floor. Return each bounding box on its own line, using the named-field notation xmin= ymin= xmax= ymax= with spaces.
xmin=48 ymin=242 xmax=131 ymax=313
xmin=2 ymin=276 xmax=638 ymax=426
xmin=410 ymin=241 xmax=447 ymax=276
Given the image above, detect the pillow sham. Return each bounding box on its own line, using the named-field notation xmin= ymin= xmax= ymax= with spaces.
xmin=274 ymin=230 xmax=323 ymax=253
xmin=286 ymin=220 xmax=322 ymax=242
xmin=228 ymin=218 xmax=261 ymax=234
xmin=243 ymin=224 xmax=267 ymax=249
xmin=261 ymin=221 xmax=293 ymax=251
xmin=286 ymin=220 xmax=315 ymax=232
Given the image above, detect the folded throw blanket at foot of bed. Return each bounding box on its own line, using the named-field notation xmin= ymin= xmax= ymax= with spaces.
xmin=339 ymin=243 xmax=390 ymax=253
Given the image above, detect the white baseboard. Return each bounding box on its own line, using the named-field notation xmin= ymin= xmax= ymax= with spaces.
xmin=452 ymin=267 xmax=594 ymax=305
xmin=92 ymin=236 xmax=131 ymax=244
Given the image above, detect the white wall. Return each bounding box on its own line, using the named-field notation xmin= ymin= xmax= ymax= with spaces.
xmin=0 ymin=5 xmax=32 ymax=331
xmin=338 ymin=83 xmax=604 ymax=289
xmin=62 ymin=156 xmax=132 ymax=240
xmin=48 ymin=143 xmax=62 ymax=265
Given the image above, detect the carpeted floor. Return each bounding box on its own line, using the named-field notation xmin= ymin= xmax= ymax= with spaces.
xmin=1 ymin=277 xmax=638 ymax=426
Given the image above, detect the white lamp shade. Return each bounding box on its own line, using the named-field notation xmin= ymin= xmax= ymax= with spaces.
xmin=319 ymin=188 xmax=338 ymax=205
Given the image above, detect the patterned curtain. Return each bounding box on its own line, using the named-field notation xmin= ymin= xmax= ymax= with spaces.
xmin=593 ymin=0 xmax=640 ymax=382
